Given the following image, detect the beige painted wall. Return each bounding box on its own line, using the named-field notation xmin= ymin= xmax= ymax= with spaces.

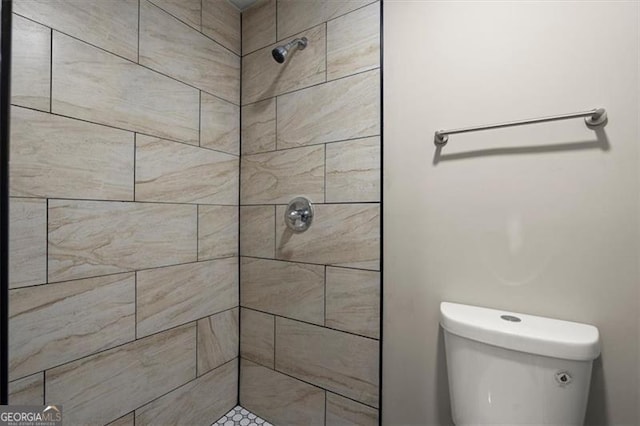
xmin=9 ymin=1 xmax=240 ymax=424
xmin=383 ymin=1 xmax=639 ymax=425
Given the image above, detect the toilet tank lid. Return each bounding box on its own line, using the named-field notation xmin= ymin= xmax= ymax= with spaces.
xmin=440 ymin=302 xmax=601 ymax=361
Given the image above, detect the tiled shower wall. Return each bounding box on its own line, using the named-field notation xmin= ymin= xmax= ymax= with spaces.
xmin=8 ymin=1 xmax=241 ymax=424
xmin=239 ymin=1 xmax=381 ymax=425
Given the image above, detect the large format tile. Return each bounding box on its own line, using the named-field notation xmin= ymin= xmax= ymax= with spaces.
xmin=9 ymin=198 xmax=46 ymax=289
xmin=198 ymin=205 xmax=238 ymax=261
xmin=326 ymin=267 xmax=380 ymax=339
xmin=276 ymin=204 xmax=380 ymax=270
xmin=140 ymin=0 xmax=240 ymax=103
xmin=241 ymin=145 xmax=324 ymax=204
xmin=277 ymin=69 xmax=380 ymax=149
xmin=52 ymin=32 xmax=200 ymax=144
xmin=48 ymin=200 xmax=197 ymax=282
xmin=9 ymin=373 xmax=43 ymax=405
xmin=201 ymin=93 xmax=240 ymax=155
xmin=277 ymin=70 xmax=380 ymax=149
xmin=325 ymin=137 xmax=380 ymax=203
xmin=10 ymin=107 xmax=134 ymax=200
xmin=136 ymin=360 xmax=237 ymax=425
xmin=242 ymin=0 xmax=276 ymax=54
xmin=240 ymin=308 xmax=275 ymax=368
xmin=240 ymin=359 xmax=324 ymax=426
xmin=197 ymin=308 xmax=239 ymax=375
xmin=11 ymin=14 xmax=50 ymax=111
xmin=14 ymin=0 xmax=138 ymax=61
xmin=275 ymin=318 xmax=379 ymax=407
xmin=241 ymin=257 xmax=324 ymax=324
xmin=326 ymin=392 xmax=379 ymax=426
xmin=136 ymin=258 xmax=238 ymax=338
xmin=46 ymin=324 xmax=196 ymax=425
xmin=277 ymin=0 xmax=373 ymax=40
xmin=149 ymin=0 xmax=201 ymax=30
xmin=242 ymin=25 xmax=326 ymax=105
xmin=240 ymin=206 xmax=275 ymax=258
xmin=241 ymin=99 xmax=276 ymax=155
xmin=327 ymin=3 xmax=380 ymax=81
xmin=135 ymin=135 xmax=238 ymax=204
xmin=202 ymin=0 xmax=241 ymax=55
xmin=9 ymin=273 xmax=135 ymax=380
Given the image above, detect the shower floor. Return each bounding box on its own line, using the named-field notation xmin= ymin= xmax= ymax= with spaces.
xmin=212 ymin=405 xmax=273 ymax=426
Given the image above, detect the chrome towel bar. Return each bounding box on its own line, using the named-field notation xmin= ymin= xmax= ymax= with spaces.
xmin=434 ymin=108 xmax=607 ymax=146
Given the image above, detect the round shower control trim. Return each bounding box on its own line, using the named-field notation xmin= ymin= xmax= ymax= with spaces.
xmin=284 ymin=197 xmax=314 ymax=233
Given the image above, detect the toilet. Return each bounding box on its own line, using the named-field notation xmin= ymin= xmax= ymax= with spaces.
xmin=440 ymin=302 xmax=601 ymax=425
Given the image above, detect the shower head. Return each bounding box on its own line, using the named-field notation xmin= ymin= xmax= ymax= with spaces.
xmin=272 ymin=37 xmax=308 ymax=64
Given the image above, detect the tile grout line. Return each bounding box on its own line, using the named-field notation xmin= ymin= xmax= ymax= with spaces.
xmin=241 ymin=0 xmax=377 ymax=58
xmin=11 ymin=103 xmax=241 ymax=158
xmin=271 ymin=363 xmax=379 ymax=411
xmin=15 ymin=256 xmax=238 ymax=291
xmin=144 ymin=357 xmax=239 ymax=424
xmin=324 ymin=22 xmax=328 ymax=82
xmin=240 ymin=254 xmax=380 ymax=273
xmin=9 ymin=192 xmax=243 ymax=208
xmin=198 ymin=91 xmax=202 ymax=147
xmin=241 ymin=66 xmax=380 ymax=107
xmin=11 ymin=11 xmax=242 ymax=108
xmin=10 ymin=306 xmax=242 ymax=385
xmin=324 ymin=389 xmax=327 ymax=426
xmin=240 ymin=133 xmax=382 ymax=156
xmin=147 ymin=0 xmax=240 ymax=57
xmin=241 ymin=305 xmax=379 ymax=342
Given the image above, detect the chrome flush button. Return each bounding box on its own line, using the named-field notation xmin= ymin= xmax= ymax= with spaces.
xmin=555 ymin=371 xmax=572 ymax=385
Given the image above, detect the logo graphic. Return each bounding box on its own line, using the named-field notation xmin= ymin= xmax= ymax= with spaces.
xmin=0 ymin=405 xmax=63 ymax=426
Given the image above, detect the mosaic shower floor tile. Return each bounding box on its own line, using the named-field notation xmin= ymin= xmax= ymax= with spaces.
xmin=213 ymin=405 xmax=273 ymax=426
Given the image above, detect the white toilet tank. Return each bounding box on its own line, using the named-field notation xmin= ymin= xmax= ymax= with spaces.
xmin=440 ymin=302 xmax=601 ymax=425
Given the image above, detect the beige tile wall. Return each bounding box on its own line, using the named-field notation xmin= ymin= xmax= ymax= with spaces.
xmin=239 ymin=1 xmax=381 ymax=424
xmin=10 ymin=1 xmax=381 ymax=424
xmin=9 ymin=1 xmax=240 ymax=424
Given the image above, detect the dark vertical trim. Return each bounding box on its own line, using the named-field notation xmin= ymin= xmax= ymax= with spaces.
xmin=0 ymin=0 xmax=11 ymax=406
xmin=323 ymin=143 xmax=326 ymax=203
xmin=134 ymin=271 xmax=138 ymax=340
xmin=378 ymin=1 xmax=384 ymax=424
xmin=237 ymin=3 xmax=243 ymax=407
xmin=133 ymin=133 xmax=137 ymax=201
xmin=195 ymin=318 xmax=199 ymax=377
xmin=137 ymin=0 xmax=140 ymax=63
xmin=196 ymin=204 xmax=199 ymax=260
xmin=45 ymin=199 xmax=48 ymax=283
xmin=323 ymin=265 xmax=327 ymax=326
xmin=48 ymin=28 xmax=52 ymax=113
